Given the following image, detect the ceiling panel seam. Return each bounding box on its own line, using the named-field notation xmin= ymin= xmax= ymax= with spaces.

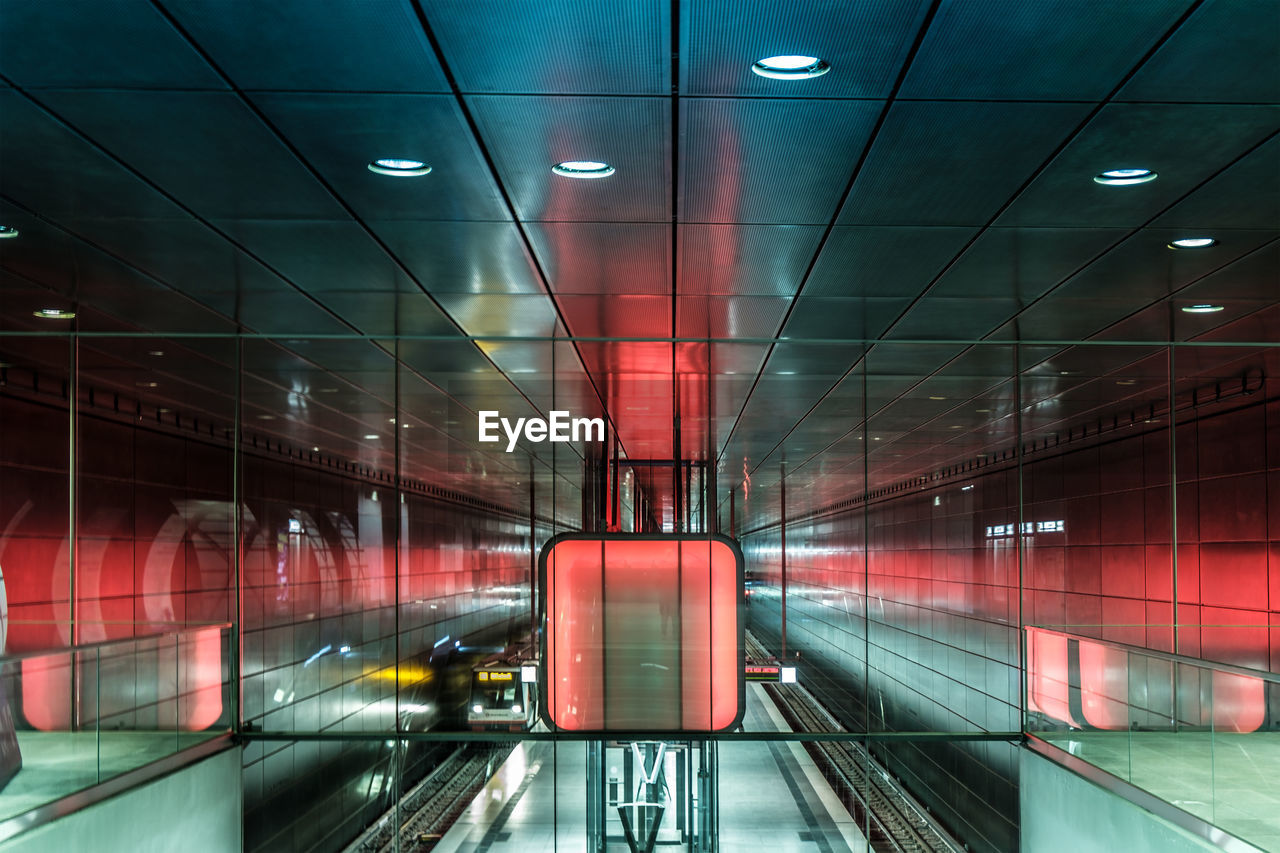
xmin=720 ymin=0 xmax=1216 ymax=496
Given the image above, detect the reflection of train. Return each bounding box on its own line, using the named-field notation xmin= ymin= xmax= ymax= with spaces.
xmin=468 ymin=647 xmax=538 ymax=731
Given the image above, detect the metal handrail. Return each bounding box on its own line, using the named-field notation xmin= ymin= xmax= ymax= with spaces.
xmin=0 ymin=622 xmax=232 ymax=665
xmin=1025 ymin=625 xmax=1280 ymax=685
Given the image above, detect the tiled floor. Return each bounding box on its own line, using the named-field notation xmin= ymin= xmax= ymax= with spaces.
xmin=436 ymin=684 xmax=868 ymax=852
xmin=0 ymin=730 xmax=218 ymax=823
xmin=1041 ymin=730 xmax=1280 ymax=852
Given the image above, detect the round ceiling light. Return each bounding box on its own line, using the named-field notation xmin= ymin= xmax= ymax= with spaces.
xmin=0 ymin=225 xmax=19 ymax=239
xmin=551 ymin=160 xmax=615 ymax=179
xmin=367 ymin=158 xmax=431 ymax=177
xmin=33 ymin=308 xmax=75 ymax=319
xmin=1181 ymin=304 xmax=1224 ymax=314
xmin=1093 ymin=168 xmax=1157 ymax=186
xmin=751 ymin=55 xmax=830 ymax=80
xmin=1168 ymin=237 xmax=1217 ymax=249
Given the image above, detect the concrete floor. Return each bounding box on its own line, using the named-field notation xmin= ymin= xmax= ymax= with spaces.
xmin=436 ymin=684 xmax=868 ymax=852
xmin=0 ymin=730 xmax=218 ymax=824
xmin=1042 ymin=730 xmax=1280 ymax=852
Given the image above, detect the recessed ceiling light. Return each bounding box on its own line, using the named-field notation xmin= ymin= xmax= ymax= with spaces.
xmin=136 ymin=381 xmax=158 ymax=388
xmin=364 ymin=434 xmax=380 ymax=440
xmin=1093 ymin=168 xmax=1157 ymax=186
xmin=0 ymin=225 xmax=19 ymax=239
xmin=147 ymin=350 xmax=164 ymax=357
xmin=1181 ymin=304 xmax=1224 ymax=314
xmin=1168 ymin=237 xmax=1217 ymax=249
xmin=256 ymin=414 xmax=277 ymax=420
xmin=975 ymin=408 xmax=991 ymax=413
xmin=368 ymin=158 xmax=431 ymax=177
xmin=551 ymin=161 xmax=615 ymax=179
xmin=1115 ymin=379 xmax=1137 ymax=386
xmin=751 ymin=55 xmax=830 ymax=80
xmin=33 ymin=308 xmax=75 ymax=319
xmin=319 ymin=387 xmax=339 ymax=393
xmin=928 ymin=395 xmax=946 ymax=401
xmin=312 ymin=446 xmax=320 ymax=452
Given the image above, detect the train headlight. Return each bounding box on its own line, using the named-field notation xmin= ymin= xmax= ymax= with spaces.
xmin=511 ymin=704 xmax=522 ymax=714
xmin=472 ymin=704 xmax=483 ymax=714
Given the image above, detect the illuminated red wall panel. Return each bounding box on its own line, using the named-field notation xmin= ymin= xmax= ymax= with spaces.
xmin=541 ymin=534 xmax=743 ymax=732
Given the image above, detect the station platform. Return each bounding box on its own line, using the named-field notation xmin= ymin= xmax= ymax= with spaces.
xmin=435 ymin=684 xmax=867 ymax=852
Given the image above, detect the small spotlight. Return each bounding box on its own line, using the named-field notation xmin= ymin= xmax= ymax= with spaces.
xmin=1168 ymin=237 xmax=1216 ymax=249
xmin=368 ymin=158 xmax=431 ymax=177
xmin=751 ymin=55 xmax=830 ymax=80
xmin=33 ymin=308 xmax=75 ymax=320
xmin=1093 ymin=168 xmax=1157 ymax=186
xmin=552 ymin=160 xmax=615 ymax=179
xmin=1181 ymin=304 xmax=1224 ymax=314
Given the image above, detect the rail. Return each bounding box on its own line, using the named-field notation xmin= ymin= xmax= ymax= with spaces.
xmin=747 ymin=632 xmax=964 ymax=853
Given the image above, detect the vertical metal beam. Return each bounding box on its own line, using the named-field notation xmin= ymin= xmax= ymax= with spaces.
xmin=67 ymin=332 xmax=78 ymax=726
xmin=232 ymin=335 xmax=243 ymax=733
xmin=780 ymin=463 xmax=787 ymax=660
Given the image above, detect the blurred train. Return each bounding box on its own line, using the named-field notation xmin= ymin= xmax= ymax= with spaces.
xmin=468 ymin=645 xmax=538 ymax=731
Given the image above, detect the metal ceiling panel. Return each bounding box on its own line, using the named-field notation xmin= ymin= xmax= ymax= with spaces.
xmin=886 ymin=297 xmax=1023 ymax=340
xmin=927 ymin=228 xmax=1126 ymax=300
xmin=678 ymin=224 xmax=824 ymax=296
xmin=0 ymin=90 xmax=188 ymax=221
xmin=996 ymin=104 xmax=1280 ymax=228
xmin=55 ymin=216 xmax=297 ymax=302
xmin=424 ymin=0 xmax=669 ymax=94
xmin=679 ymin=98 xmax=882 ymax=224
xmin=312 ymin=291 xmax=459 ymax=337
xmin=558 ymin=294 xmax=670 ymax=338
xmin=1178 ymin=241 xmax=1280 ymax=300
xmin=0 ymin=0 xmax=224 ymax=89
xmin=804 ymin=226 xmax=975 ymax=298
xmin=900 ymin=0 xmax=1193 ymax=100
xmin=838 ymin=101 xmax=1092 ymax=226
xmin=33 ymin=90 xmax=346 ymax=220
xmin=1118 ymin=0 xmax=1280 ymax=104
xmin=467 ymin=95 xmax=670 ymax=222
xmin=369 ymin=221 xmax=545 ymax=295
xmin=681 ymin=0 xmax=931 ymax=97
xmin=782 ymin=297 xmax=911 ymax=339
xmin=1152 ymin=134 xmax=1280 ymax=229
xmin=215 ymin=220 xmax=414 ymax=294
xmin=1011 ymin=296 xmax=1154 ymax=341
xmin=161 ymin=0 xmax=450 ymax=92
xmin=249 ymin=93 xmax=509 ymax=221
xmin=235 ymin=291 xmax=354 ymax=336
xmin=432 ymin=293 xmax=559 ymax=337
xmin=676 ymin=296 xmax=790 ymax=338
xmin=526 ymin=223 xmax=671 ymax=294
xmin=1043 ymin=228 xmax=1279 ymax=303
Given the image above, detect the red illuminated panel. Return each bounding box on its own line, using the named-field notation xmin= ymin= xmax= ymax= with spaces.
xmin=541 ymin=534 xmax=743 ymax=732
xmin=1026 ymin=627 xmax=1081 ymax=727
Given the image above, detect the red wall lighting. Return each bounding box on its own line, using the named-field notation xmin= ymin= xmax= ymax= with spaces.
xmin=540 ymin=534 xmax=744 ymax=732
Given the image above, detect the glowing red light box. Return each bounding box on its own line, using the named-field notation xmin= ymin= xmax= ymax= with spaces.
xmin=540 ymin=534 xmax=744 ymax=732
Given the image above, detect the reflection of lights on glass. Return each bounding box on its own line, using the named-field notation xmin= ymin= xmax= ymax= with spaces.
xmin=780 ymin=667 xmax=797 ymax=683
xmin=287 ymin=518 xmax=303 ymax=534
xmin=472 ymin=704 xmax=483 ymax=714
xmin=511 ymin=704 xmax=522 ymax=714
xmin=339 ymin=645 xmax=351 ymax=654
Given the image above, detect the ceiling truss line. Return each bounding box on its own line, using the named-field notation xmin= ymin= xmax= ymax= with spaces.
xmin=716 ymin=0 xmax=1215 ymax=490
xmin=406 ymin=0 xmax=639 ymax=468
xmin=141 ymin=0 xmax=589 ymax=470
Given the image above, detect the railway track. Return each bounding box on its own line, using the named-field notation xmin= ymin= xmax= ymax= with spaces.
xmin=747 ymin=632 xmax=965 ymax=853
xmin=346 ymin=742 xmax=515 ymax=853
